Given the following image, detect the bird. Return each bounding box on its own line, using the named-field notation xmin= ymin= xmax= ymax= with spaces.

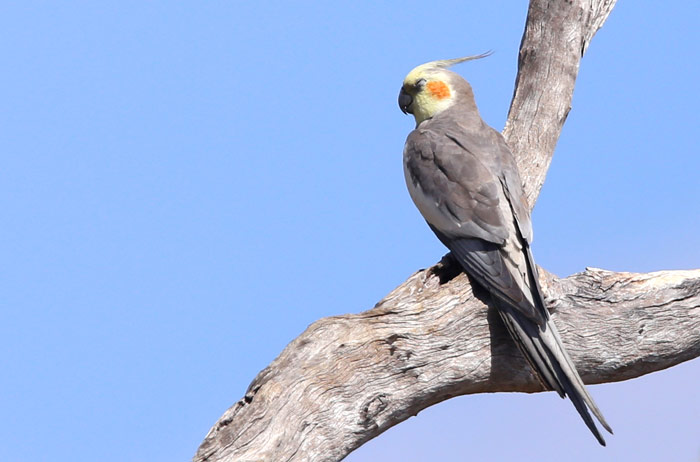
xmin=397 ymin=53 xmax=613 ymax=445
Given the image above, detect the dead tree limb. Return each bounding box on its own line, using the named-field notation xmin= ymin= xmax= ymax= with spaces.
xmin=194 ymin=1 xmax=700 ymax=461
xmin=503 ymin=0 xmax=618 ymax=205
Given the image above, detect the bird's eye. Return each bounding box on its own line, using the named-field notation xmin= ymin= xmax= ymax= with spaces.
xmin=416 ymin=78 xmax=426 ymax=88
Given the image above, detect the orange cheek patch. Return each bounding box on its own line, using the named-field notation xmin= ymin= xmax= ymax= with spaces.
xmin=427 ymin=81 xmax=451 ymax=99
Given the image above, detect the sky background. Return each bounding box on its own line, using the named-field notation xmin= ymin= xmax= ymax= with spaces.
xmin=2 ymin=2 xmax=699 ymax=461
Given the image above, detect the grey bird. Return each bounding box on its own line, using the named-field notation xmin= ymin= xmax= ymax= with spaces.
xmin=398 ymin=54 xmax=613 ymax=445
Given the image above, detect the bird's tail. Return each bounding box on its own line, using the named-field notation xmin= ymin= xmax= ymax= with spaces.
xmin=496 ymin=302 xmax=613 ymax=446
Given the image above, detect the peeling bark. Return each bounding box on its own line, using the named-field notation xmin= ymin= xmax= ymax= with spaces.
xmin=193 ymin=1 xmax=700 ymax=461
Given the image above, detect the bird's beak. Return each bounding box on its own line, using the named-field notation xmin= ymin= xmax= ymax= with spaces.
xmin=398 ymin=87 xmax=413 ymax=114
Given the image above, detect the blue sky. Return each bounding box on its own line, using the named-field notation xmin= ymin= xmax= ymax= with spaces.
xmin=2 ymin=2 xmax=698 ymax=461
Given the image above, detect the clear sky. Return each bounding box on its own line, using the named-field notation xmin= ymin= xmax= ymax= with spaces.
xmin=2 ymin=2 xmax=699 ymax=461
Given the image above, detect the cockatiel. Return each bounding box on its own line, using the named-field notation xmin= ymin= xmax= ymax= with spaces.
xmin=398 ymin=54 xmax=612 ymax=445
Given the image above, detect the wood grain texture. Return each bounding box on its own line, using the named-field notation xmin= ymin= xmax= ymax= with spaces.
xmin=195 ymin=263 xmax=700 ymax=462
xmin=503 ymin=0 xmax=618 ymax=206
xmin=194 ymin=1 xmax=700 ymax=461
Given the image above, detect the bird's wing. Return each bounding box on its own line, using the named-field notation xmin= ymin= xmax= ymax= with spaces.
xmin=404 ymin=125 xmax=541 ymax=321
xmin=403 ymin=127 xmax=509 ymax=246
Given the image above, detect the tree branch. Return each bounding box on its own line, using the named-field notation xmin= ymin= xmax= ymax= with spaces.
xmin=195 ymin=265 xmax=700 ymax=462
xmin=194 ymin=1 xmax=700 ymax=461
xmin=504 ymin=0 xmax=618 ymax=205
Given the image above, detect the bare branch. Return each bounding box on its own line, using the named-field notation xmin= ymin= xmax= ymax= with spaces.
xmin=193 ymin=1 xmax=700 ymax=461
xmin=195 ymin=264 xmax=700 ymax=462
xmin=504 ymin=0 xmax=618 ymax=206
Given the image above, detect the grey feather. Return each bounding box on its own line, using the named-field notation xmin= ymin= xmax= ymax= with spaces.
xmin=401 ymin=74 xmax=612 ymax=444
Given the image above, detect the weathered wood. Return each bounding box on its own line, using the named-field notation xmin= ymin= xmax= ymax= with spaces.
xmin=503 ymin=0 xmax=618 ymax=206
xmin=194 ymin=1 xmax=700 ymax=461
xmin=195 ymin=264 xmax=700 ymax=462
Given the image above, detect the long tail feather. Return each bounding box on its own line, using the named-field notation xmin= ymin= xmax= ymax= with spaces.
xmin=497 ymin=301 xmax=610 ymax=445
xmin=433 ymin=227 xmax=613 ymax=444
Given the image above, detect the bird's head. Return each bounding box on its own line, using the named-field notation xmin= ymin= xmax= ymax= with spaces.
xmin=398 ymin=52 xmax=491 ymax=126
